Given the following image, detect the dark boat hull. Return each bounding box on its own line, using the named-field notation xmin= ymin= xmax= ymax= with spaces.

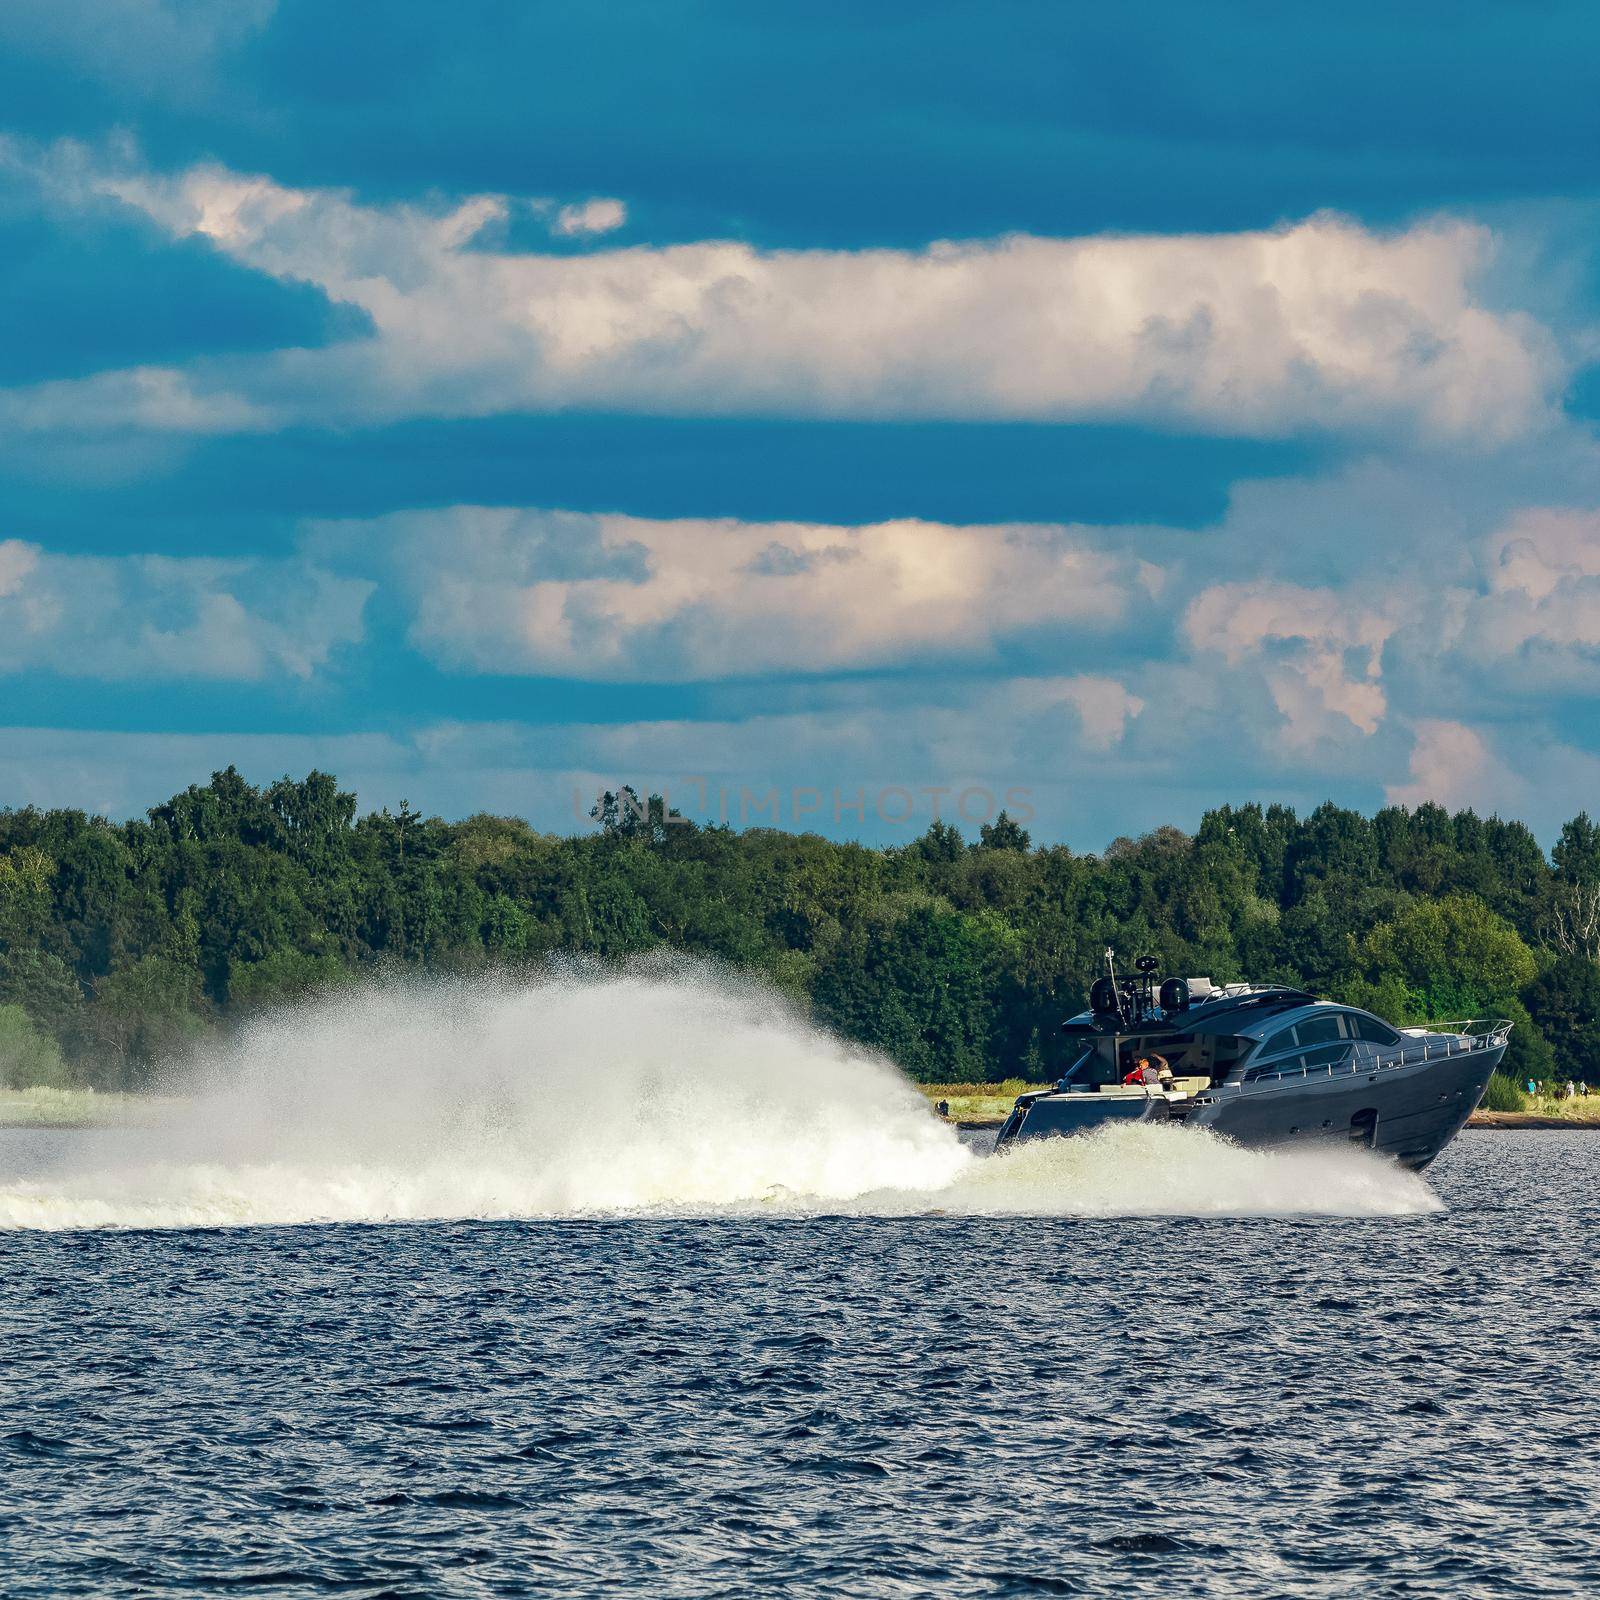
xmin=997 ymin=1043 xmax=1504 ymax=1171
xmin=994 ymin=1090 xmax=1170 ymax=1144
xmin=1198 ymin=1042 xmax=1504 ymax=1169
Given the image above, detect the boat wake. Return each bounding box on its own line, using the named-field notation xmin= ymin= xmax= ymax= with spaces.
xmin=0 ymin=965 xmax=1441 ymax=1230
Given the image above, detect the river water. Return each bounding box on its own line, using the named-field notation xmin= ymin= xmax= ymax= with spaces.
xmin=1 ymin=1128 xmax=1596 ymax=1598
xmin=0 ymin=975 xmax=1595 ymax=1596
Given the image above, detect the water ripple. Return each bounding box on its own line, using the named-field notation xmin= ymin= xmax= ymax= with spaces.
xmin=0 ymin=1132 xmax=1595 ymax=1597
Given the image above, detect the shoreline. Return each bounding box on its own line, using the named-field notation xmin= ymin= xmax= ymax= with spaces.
xmin=0 ymin=1089 xmax=177 ymax=1131
xmin=1464 ymin=1110 xmax=1600 ymax=1130
xmin=2 ymin=1085 xmax=1597 ymax=1134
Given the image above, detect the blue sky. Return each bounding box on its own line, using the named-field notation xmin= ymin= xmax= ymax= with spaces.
xmin=2 ymin=1 xmax=1600 ymax=846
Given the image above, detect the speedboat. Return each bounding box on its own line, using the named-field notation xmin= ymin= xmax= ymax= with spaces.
xmin=994 ymin=952 xmax=1509 ymax=1170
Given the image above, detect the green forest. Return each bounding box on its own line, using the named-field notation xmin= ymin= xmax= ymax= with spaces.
xmin=3 ymin=766 xmax=1600 ymax=1091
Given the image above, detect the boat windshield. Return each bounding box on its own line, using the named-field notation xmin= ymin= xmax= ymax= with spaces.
xmin=1058 ymin=1046 xmax=1098 ymax=1087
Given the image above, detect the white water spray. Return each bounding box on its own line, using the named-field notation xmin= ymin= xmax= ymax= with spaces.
xmin=0 ymin=963 xmax=1441 ymax=1229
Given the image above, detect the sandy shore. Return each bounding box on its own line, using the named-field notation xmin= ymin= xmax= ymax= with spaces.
xmin=1467 ymin=1110 xmax=1600 ymax=1129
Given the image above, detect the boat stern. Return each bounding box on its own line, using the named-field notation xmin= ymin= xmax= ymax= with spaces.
xmin=995 ymin=1087 xmax=1172 ymax=1148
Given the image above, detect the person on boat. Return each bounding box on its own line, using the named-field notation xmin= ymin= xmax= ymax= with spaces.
xmin=1123 ymin=1053 xmax=1173 ymax=1088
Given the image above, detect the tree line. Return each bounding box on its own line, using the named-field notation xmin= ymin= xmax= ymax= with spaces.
xmin=2 ymin=766 xmax=1598 ymax=1090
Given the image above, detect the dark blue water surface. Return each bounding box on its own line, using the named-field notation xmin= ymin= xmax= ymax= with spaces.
xmin=1 ymin=1130 xmax=1596 ymax=1598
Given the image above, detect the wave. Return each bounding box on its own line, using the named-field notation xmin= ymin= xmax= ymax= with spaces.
xmin=0 ymin=964 xmax=1440 ymax=1230
xmin=935 ymin=1122 xmax=1442 ymax=1218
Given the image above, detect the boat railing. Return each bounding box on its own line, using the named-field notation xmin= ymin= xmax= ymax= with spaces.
xmin=1424 ymin=1017 xmax=1514 ymax=1047
xmin=1208 ymin=1018 xmax=1512 ymax=1098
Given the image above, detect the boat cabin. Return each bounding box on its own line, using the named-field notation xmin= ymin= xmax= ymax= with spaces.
xmin=1058 ymin=1028 xmax=1252 ymax=1097
xmin=1054 ymin=984 xmax=1406 ymax=1099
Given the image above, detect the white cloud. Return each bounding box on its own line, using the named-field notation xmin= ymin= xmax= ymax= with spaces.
xmin=1123 ymin=469 xmax=1600 ymax=797
xmin=0 ymin=539 xmax=370 ymax=682
xmin=0 ymin=540 xmax=39 ymax=598
xmin=10 ymin=687 xmax=1600 ymax=850
xmin=1 ymin=144 xmax=1565 ymax=440
xmin=0 ymin=366 xmax=267 ymax=435
xmin=1002 ymin=676 xmax=1145 ymax=751
xmin=1470 ymin=507 xmax=1600 ymax=669
xmin=1384 ymin=719 xmax=1525 ymax=814
xmin=553 ymin=198 xmax=627 ymax=238
xmin=0 ymin=671 xmax=1143 ymax=839
xmin=1183 ymin=580 xmax=1394 ymax=746
xmin=1486 ymin=507 xmax=1600 ymax=601
xmin=544 ymin=674 xmax=1142 ymax=774
xmin=318 ymin=506 xmax=1141 ymax=679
